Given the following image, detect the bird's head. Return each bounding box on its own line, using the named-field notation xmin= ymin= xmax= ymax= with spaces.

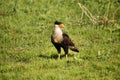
xmin=54 ymin=21 xmax=64 ymax=28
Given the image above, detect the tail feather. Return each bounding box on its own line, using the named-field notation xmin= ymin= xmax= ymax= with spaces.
xmin=69 ymin=46 xmax=79 ymax=52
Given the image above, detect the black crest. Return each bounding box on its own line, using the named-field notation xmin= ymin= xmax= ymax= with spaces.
xmin=54 ymin=21 xmax=62 ymax=25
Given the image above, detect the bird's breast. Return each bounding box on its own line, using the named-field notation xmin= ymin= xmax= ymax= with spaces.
xmin=52 ymin=29 xmax=63 ymax=43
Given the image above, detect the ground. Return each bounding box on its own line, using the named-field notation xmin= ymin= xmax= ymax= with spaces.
xmin=0 ymin=0 xmax=120 ymax=80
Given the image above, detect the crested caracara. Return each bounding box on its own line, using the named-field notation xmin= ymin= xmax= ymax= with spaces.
xmin=51 ymin=21 xmax=79 ymax=59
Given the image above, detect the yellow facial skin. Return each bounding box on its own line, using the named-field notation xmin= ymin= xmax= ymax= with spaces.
xmin=59 ymin=24 xmax=64 ymax=28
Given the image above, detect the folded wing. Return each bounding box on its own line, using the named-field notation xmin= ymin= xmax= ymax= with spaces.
xmin=62 ymin=33 xmax=79 ymax=52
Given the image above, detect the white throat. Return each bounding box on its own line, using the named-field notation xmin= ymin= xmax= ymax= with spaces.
xmin=53 ymin=25 xmax=63 ymax=42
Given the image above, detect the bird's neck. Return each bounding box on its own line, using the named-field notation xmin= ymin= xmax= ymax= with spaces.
xmin=54 ymin=26 xmax=63 ymax=35
xmin=53 ymin=26 xmax=63 ymax=42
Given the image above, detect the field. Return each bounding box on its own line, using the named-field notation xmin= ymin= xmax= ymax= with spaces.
xmin=0 ymin=0 xmax=120 ymax=80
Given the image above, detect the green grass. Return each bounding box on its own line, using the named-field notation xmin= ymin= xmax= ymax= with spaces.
xmin=0 ymin=0 xmax=120 ymax=80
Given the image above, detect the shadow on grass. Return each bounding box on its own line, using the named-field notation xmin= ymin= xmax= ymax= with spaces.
xmin=38 ymin=54 xmax=51 ymax=59
xmin=38 ymin=54 xmax=74 ymax=60
xmin=38 ymin=54 xmax=58 ymax=59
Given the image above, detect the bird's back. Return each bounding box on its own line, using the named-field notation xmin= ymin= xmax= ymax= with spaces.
xmin=62 ymin=33 xmax=74 ymax=46
xmin=62 ymin=33 xmax=79 ymax=52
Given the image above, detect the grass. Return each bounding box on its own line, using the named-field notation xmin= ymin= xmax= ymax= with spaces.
xmin=0 ymin=0 xmax=120 ymax=80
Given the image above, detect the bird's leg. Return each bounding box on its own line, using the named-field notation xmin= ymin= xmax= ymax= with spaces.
xmin=62 ymin=46 xmax=69 ymax=60
xmin=57 ymin=49 xmax=61 ymax=60
xmin=58 ymin=53 xmax=61 ymax=60
xmin=63 ymin=46 xmax=68 ymax=61
xmin=66 ymin=54 xmax=68 ymax=60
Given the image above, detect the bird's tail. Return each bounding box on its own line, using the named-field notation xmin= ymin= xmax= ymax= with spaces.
xmin=69 ymin=46 xmax=79 ymax=52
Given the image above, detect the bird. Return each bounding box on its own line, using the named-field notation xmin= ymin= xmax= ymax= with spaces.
xmin=51 ymin=21 xmax=79 ymax=60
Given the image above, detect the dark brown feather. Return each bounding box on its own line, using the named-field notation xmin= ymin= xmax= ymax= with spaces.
xmin=62 ymin=33 xmax=79 ymax=52
xmin=62 ymin=33 xmax=74 ymax=46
